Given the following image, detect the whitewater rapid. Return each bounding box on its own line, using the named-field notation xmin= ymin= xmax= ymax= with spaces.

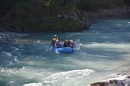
xmin=0 ymin=17 xmax=130 ymax=86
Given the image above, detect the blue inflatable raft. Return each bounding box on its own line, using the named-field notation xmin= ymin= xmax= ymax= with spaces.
xmin=49 ymin=44 xmax=80 ymax=53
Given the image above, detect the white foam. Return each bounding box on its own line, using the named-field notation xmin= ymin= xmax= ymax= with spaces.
xmin=11 ymin=47 xmax=19 ymax=51
xmin=23 ymin=83 xmax=43 ymax=86
xmin=8 ymin=61 xmax=13 ymax=66
xmin=8 ymin=80 xmax=15 ymax=84
xmin=0 ymin=68 xmax=5 ymax=72
xmin=83 ymin=43 xmax=130 ymax=49
xmin=48 ymin=69 xmax=94 ymax=79
xmin=2 ymin=51 xmax=12 ymax=57
xmin=23 ymin=69 xmax=94 ymax=86
xmin=36 ymin=40 xmax=40 ymax=43
xmin=14 ymin=56 xmax=18 ymax=61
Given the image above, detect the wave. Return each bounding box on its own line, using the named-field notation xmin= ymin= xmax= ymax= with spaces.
xmin=1 ymin=51 xmax=12 ymax=57
xmin=23 ymin=69 xmax=94 ymax=86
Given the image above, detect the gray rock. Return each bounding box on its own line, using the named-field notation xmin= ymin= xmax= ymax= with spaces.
xmin=0 ymin=32 xmax=28 ymax=43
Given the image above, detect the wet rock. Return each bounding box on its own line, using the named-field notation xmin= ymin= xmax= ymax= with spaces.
xmin=91 ymin=82 xmax=108 ymax=86
xmin=90 ymin=75 xmax=130 ymax=86
xmin=58 ymin=10 xmax=91 ymax=32
xmin=0 ymin=32 xmax=28 ymax=43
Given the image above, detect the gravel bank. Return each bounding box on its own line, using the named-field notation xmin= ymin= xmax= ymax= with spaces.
xmin=0 ymin=32 xmax=28 ymax=43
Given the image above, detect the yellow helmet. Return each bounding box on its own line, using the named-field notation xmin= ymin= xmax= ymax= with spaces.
xmin=52 ymin=38 xmax=56 ymax=41
xmin=65 ymin=39 xmax=68 ymax=42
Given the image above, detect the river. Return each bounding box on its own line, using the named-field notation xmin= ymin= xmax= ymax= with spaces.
xmin=0 ymin=17 xmax=130 ymax=86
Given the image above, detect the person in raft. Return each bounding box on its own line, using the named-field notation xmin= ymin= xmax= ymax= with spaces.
xmin=68 ymin=39 xmax=75 ymax=48
xmin=63 ymin=39 xmax=69 ymax=47
xmin=53 ymin=35 xmax=58 ymax=41
xmin=51 ymin=38 xmax=56 ymax=47
xmin=51 ymin=38 xmax=62 ymax=48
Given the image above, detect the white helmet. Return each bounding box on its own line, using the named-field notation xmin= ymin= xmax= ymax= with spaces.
xmin=54 ymin=35 xmax=57 ymax=37
xmin=70 ymin=39 xmax=73 ymax=42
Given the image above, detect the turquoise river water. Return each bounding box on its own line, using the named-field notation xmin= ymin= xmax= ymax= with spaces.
xmin=0 ymin=17 xmax=130 ymax=86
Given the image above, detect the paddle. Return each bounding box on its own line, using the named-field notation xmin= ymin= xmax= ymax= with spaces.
xmin=74 ymin=39 xmax=81 ymax=52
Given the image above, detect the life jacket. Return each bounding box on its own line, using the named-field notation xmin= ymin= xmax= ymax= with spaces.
xmin=63 ymin=41 xmax=69 ymax=47
xmin=52 ymin=40 xmax=61 ymax=48
xmin=51 ymin=40 xmax=56 ymax=47
xmin=68 ymin=41 xmax=74 ymax=48
xmin=55 ymin=37 xmax=58 ymax=40
xmin=55 ymin=41 xmax=60 ymax=48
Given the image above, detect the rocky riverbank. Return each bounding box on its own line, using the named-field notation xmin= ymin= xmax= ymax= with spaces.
xmin=90 ymin=74 xmax=130 ymax=86
xmin=0 ymin=32 xmax=28 ymax=43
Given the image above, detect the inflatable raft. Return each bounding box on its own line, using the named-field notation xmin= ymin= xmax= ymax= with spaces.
xmin=49 ymin=44 xmax=80 ymax=53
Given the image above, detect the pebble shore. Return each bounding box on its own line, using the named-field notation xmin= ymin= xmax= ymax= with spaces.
xmin=0 ymin=32 xmax=28 ymax=43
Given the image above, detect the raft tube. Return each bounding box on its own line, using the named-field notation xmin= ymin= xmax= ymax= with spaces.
xmin=49 ymin=45 xmax=80 ymax=53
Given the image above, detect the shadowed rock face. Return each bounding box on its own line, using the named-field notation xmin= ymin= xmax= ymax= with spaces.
xmin=0 ymin=10 xmax=91 ymax=32
xmin=41 ymin=10 xmax=91 ymax=32
xmin=1 ymin=5 xmax=130 ymax=32
xmin=56 ymin=10 xmax=91 ymax=32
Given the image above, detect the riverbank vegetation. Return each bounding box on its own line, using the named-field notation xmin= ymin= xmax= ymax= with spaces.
xmin=0 ymin=0 xmax=130 ymax=32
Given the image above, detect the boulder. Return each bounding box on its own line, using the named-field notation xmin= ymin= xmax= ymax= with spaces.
xmin=90 ymin=75 xmax=130 ymax=86
xmin=41 ymin=10 xmax=91 ymax=32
